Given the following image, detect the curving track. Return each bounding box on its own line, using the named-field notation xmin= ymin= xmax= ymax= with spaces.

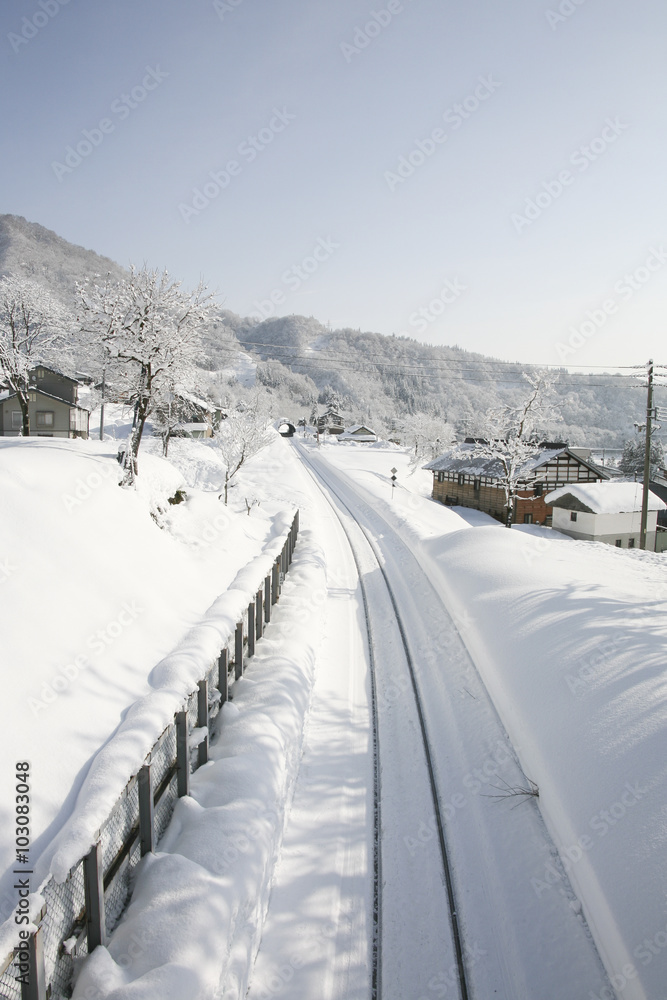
xmin=295 ymin=440 xmax=614 ymax=1000
xmin=296 ymin=441 xmax=471 ymax=999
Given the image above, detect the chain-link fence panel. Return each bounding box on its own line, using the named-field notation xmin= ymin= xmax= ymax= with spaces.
xmin=0 ymin=958 xmax=22 ymax=1000
xmin=154 ymin=771 xmax=179 ymax=846
xmin=42 ymin=861 xmax=87 ymax=999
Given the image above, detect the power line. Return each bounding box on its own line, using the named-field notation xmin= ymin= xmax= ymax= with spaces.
xmin=211 ymin=343 xmax=656 ymax=389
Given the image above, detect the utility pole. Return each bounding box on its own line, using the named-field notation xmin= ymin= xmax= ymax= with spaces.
xmin=640 ymin=360 xmax=654 ymax=550
xmin=99 ymin=368 xmax=106 ymax=441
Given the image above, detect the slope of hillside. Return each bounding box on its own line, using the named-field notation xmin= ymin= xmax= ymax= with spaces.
xmin=0 ymin=215 xmax=658 ymax=447
xmin=0 ymin=435 xmax=293 ymax=954
xmin=0 ymin=215 xmax=126 ymax=308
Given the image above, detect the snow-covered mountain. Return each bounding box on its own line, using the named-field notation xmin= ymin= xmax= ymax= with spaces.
xmin=0 ymin=215 xmax=655 ymax=445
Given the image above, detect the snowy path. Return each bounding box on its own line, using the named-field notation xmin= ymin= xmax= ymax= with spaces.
xmin=245 ymin=456 xmax=374 ymax=1000
xmin=280 ymin=442 xmax=614 ymax=1000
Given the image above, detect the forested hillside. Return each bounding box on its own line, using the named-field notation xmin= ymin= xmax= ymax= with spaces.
xmin=0 ymin=214 xmax=656 ymax=446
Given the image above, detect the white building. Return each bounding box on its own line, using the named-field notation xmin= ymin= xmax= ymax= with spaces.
xmin=544 ymin=482 xmax=666 ymax=550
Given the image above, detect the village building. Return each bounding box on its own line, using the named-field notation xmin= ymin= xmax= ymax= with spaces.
xmin=153 ymin=390 xmax=224 ymax=439
xmin=545 ymin=481 xmax=666 ymax=551
xmin=425 ymin=441 xmax=609 ymax=525
xmin=339 ymin=424 xmax=377 ymax=442
xmin=317 ymin=408 xmax=345 ymax=435
xmin=0 ymin=365 xmax=89 ymax=438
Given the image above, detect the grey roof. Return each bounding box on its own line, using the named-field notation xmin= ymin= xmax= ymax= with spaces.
xmin=424 ymin=443 xmax=610 ymax=481
xmin=1 ymin=387 xmax=89 ymax=411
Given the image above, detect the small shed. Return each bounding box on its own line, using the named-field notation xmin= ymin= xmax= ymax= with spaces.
xmin=545 ymin=481 xmax=666 ymax=550
xmin=339 ymin=424 xmax=377 ymax=442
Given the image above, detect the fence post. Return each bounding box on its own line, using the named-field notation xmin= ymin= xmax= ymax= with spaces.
xmin=247 ymin=601 xmax=255 ymax=658
xmin=197 ymin=680 xmax=209 ymax=767
xmin=138 ymin=764 xmax=154 ymax=857
xmin=264 ymin=575 xmax=271 ymax=623
xmin=83 ymin=841 xmax=106 ymax=951
xmin=218 ymin=647 xmax=229 ymax=705
xmin=176 ymin=712 xmax=190 ymax=797
xmin=272 ymin=559 xmax=280 ymax=604
xmin=20 ymin=921 xmax=46 ymax=1000
xmin=235 ymin=621 xmax=244 ymax=679
xmin=256 ymin=589 xmax=263 ymax=639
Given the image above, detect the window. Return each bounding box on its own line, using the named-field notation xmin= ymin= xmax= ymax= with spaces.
xmin=628 ymin=538 xmax=635 ymax=549
xmin=534 ymin=483 xmax=543 ymax=496
xmin=437 ymin=471 xmax=445 ymax=483
xmin=570 ymin=511 xmax=578 ymax=522
xmin=615 ymin=539 xmax=622 ymax=547
xmin=11 ymin=411 xmax=22 ymax=429
xmin=457 ymin=473 xmax=465 ymax=486
xmin=473 ymin=478 xmax=481 ymax=492
xmin=28 ymin=392 xmax=36 ymax=402
xmin=36 ymin=368 xmax=45 ymax=379
xmin=36 ymin=411 xmax=54 ymax=428
xmin=523 ymin=513 xmax=533 ymax=524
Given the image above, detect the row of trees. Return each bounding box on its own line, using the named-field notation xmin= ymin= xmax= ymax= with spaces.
xmin=1 ymin=268 xmax=227 ymax=486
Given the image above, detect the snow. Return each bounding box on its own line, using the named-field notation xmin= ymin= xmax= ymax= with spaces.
xmin=4 ymin=431 xmax=667 ymax=999
xmin=72 ymin=527 xmax=326 ymax=1000
xmin=425 ymin=441 xmax=568 ymax=478
xmin=546 ymin=480 xmax=666 ymax=513
xmin=312 ymin=439 xmax=667 ymax=1000
xmin=0 ymin=436 xmax=293 ymax=955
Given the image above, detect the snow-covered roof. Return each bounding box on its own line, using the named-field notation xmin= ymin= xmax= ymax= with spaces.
xmin=172 ymin=388 xmax=216 ymax=412
xmin=345 ymin=424 xmax=375 ymax=435
xmin=424 ymin=443 xmax=567 ymax=479
xmin=545 ymin=481 xmax=666 ymax=514
xmin=1 ymin=386 xmax=89 ymax=411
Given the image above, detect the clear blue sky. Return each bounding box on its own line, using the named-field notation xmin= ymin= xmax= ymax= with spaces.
xmin=2 ymin=0 xmax=666 ymax=367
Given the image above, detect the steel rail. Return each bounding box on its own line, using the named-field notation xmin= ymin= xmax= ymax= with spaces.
xmin=295 ymin=442 xmax=470 ymax=1000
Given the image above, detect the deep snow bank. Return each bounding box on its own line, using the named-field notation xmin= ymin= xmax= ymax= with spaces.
xmin=419 ymin=527 xmax=667 ymax=1000
xmin=71 ymin=528 xmax=326 ymax=1000
xmin=0 ymin=437 xmax=288 ymax=952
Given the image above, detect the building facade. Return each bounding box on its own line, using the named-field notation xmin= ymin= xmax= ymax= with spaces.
xmin=0 ymin=367 xmax=89 ymax=438
xmin=545 ymin=482 xmax=665 ymax=550
xmin=426 ymin=443 xmax=609 ymax=525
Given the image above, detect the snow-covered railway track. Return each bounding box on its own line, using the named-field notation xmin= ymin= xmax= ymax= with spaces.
xmin=295 ymin=443 xmax=470 ymax=1000
xmin=294 ymin=441 xmax=617 ymax=1000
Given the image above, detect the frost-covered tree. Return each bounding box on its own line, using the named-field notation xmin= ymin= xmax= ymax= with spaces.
xmin=618 ymin=437 xmax=664 ymax=480
xmin=0 ymin=275 xmax=70 ymax=435
xmin=213 ymin=398 xmax=273 ymax=504
xmin=464 ymin=373 xmax=560 ymax=527
xmin=78 ymin=267 xmax=213 ymax=484
xmin=151 ymin=390 xmax=194 ymax=457
xmin=404 ymin=413 xmax=455 ymax=473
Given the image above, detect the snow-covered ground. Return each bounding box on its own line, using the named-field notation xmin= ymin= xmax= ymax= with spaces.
xmin=316 ymin=437 xmax=667 ymax=1000
xmin=0 ymin=434 xmax=293 ymax=956
xmin=3 ymin=432 xmax=666 ymax=999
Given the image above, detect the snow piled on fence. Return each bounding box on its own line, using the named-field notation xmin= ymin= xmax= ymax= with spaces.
xmin=72 ymin=528 xmax=325 ymax=1000
xmin=0 ymin=436 xmax=291 ymax=956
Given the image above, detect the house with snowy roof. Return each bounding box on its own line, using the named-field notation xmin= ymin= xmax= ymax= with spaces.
xmin=425 ymin=441 xmax=609 ymax=526
xmin=317 ymin=408 xmax=345 ymax=435
xmin=0 ymin=365 xmax=89 ymax=438
xmin=339 ymin=424 xmax=377 ymax=442
xmin=544 ymin=481 xmax=666 ymax=550
xmin=153 ymin=389 xmax=224 ymax=439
